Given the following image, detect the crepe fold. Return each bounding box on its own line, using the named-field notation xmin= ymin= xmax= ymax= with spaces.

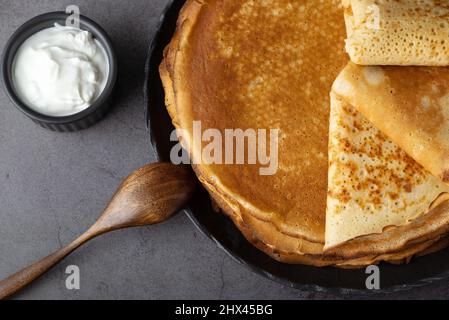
xmin=160 ymin=0 xmax=449 ymax=267
xmin=343 ymin=0 xmax=449 ymax=66
xmin=333 ymin=62 xmax=449 ymax=185
xmin=326 ymin=91 xmax=449 ymax=249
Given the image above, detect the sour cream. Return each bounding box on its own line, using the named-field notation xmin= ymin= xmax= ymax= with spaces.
xmin=12 ymin=24 xmax=109 ymax=117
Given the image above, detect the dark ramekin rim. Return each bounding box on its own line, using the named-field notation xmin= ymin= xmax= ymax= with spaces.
xmin=1 ymin=11 xmax=117 ymax=129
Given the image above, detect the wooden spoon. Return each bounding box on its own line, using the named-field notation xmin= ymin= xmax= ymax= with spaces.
xmin=0 ymin=162 xmax=196 ymax=300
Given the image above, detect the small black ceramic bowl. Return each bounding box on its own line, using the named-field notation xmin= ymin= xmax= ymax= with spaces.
xmin=1 ymin=12 xmax=117 ymax=132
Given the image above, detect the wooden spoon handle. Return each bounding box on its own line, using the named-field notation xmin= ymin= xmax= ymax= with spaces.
xmin=0 ymin=163 xmax=195 ymax=299
xmin=0 ymin=232 xmax=94 ymax=300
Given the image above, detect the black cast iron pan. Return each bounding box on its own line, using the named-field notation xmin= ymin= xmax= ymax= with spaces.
xmin=144 ymin=0 xmax=449 ymax=294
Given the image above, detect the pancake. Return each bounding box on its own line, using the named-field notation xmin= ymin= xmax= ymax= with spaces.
xmin=333 ymin=62 xmax=449 ymax=184
xmin=326 ymin=92 xmax=449 ymax=248
xmin=343 ymin=0 xmax=449 ymax=66
xmin=160 ymin=0 xmax=449 ymax=267
xmin=162 ymin=55 xmax=449 ymax=265
xmin=164 ymin=0 xmax=348 ymax=243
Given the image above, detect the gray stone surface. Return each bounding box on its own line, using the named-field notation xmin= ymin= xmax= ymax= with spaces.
xmin=0 ymin=0 xmax=448 ymax=300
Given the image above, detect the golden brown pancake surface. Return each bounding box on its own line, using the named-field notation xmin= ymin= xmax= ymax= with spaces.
xmin=171 ymin=0 xmax=348 ymax=242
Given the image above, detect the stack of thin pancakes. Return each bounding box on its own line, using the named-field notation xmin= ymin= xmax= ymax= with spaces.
xmin=160 ymin=0 xmax=449 ymax=268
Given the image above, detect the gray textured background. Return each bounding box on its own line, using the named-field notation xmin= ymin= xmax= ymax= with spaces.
xmin=0 ymin=0 xmax=447 ymax=300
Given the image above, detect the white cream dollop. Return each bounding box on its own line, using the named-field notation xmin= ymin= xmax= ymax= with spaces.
xmin=13 ymin=24 xmax=109 ymax=117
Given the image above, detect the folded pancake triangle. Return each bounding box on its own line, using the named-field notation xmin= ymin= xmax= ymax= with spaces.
xmin=343 ymin=0 xmax=449 ymax=66
xmin=326 ymin=90 xmax=449 ymax=249
xmin=333 ymin=62 xmax=449 ymax=184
